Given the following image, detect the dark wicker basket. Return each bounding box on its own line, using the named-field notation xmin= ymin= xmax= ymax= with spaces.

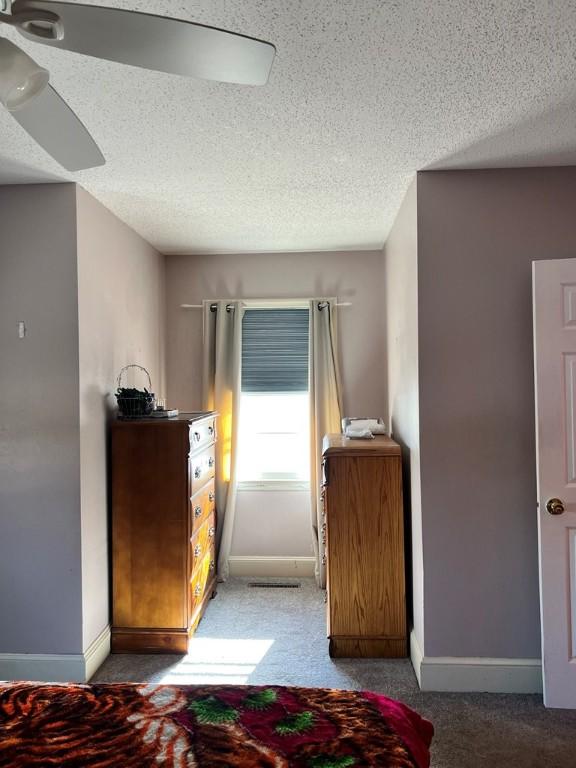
xmin=115 ymin=364 xmax=155 ymax=419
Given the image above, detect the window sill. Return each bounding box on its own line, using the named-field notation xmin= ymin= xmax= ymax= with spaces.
xmin=237 ymin=480 xmax=310 ymax=492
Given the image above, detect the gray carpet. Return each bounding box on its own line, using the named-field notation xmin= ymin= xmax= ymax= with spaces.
xmin=93 ymin=577 xmax=576 ymax=767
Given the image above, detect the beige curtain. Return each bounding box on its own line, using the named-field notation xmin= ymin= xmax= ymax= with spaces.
xmin=202 ymin=300 xmax=243 ymax=581
xmin=309 ymin=299 xmax=343 ymax=588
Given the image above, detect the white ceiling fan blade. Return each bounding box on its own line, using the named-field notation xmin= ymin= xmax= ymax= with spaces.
xmin=12 ymin=0 xmax=276 ymax=86
xmin=11 ymin=83 xmax=105 ymax=170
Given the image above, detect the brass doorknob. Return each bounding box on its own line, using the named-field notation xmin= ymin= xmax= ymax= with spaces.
xmin=546 ymin=498 xmax=565 ymax=515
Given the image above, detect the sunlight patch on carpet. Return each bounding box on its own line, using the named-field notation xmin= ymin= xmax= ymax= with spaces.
xmin=159 ymin=638 xmax=275 ymax=684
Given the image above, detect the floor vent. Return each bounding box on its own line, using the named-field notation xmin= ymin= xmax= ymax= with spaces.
xmin=248 ymin=581 xmax=301 ymax=588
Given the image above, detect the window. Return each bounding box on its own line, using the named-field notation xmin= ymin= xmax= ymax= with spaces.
xmin=237 ymin=307 xmax=310 ymax=486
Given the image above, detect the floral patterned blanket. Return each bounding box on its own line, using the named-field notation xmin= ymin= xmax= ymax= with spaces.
xmin=0 ymin=682 xmax=433 ymax=767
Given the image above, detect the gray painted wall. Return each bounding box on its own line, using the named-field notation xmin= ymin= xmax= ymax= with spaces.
xmin=165 ymin=250 xmax=387 ymax=419
xmin=165 ymin=250 xmax=387 ymax=558
xmin=0 ymin=183 xmax=166 ymax=665
xmin=417 ymin=167 xmax=576 ymax=658
xmin=0 ymin=184 xmax=83 ymax=654
xmin=383 ymin=181 xmax=424 ymax=653
xmin=76 ymin=187 xmax=166 ymax=651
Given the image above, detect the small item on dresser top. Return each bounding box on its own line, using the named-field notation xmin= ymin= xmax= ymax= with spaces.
xmin=349 ymin=419 xmax=387 ymax=434
xmin=345 ymin=427 xmax=374 ymax=439
xmin=151 ymin=408 xmax=179 ymax=418
xmin=342 ymin=416 xmax=387 ymax=439
xmin=115 ymin=364 xmax=155 ymax=419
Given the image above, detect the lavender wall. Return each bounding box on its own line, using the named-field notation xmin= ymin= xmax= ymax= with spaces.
xmin=0 ymin=182 xmax=166 ymax=673
xmin=383 ymin=181 xmax=424 ymax=652
xmin=165 ymin=251 xmax=387 ymax=418
xmin=417 ymin=167 xmax=576 ymax=658
xmin=165 ymin=250 xmax=387 ymax=559
xmin=76 ymin=187 xmax=166 ymax=652
xmin=0 ymin=184 xmax=82 ymax=655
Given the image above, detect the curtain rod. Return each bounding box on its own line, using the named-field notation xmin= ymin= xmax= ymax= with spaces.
xmin=180 ymin=299 xmax=352 ymax=310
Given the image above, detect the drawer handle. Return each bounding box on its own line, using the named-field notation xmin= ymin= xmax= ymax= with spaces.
xmin=194 ymin=584 xmax=202 ymax=597
xmin=208 ymin=491 xmax=215 ymax=502
xmin=194 ymin=505 xmax=202 ymax=518
xmin=194 ymin=467 xmax=201 ymax=479
xmin=208 ymin=526 xmax=215 ymax=537
xmin=193 ymin=431 xmax=201 ymax=442
xmin=208 ymin=425 xmax=214 ymax=435
xmin=194 ymin=544 xmax=202 ymax=557
xmin=209 ymin=559 xmax=215 ymax=571
xmin=208 ymin=457 xmax=215 ymax=468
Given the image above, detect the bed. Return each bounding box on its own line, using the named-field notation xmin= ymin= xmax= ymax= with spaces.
xmin=0 ymin=682 xmax=433 ymax=767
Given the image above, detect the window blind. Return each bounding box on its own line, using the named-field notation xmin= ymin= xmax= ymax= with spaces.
xmin=242 ymin=308 xmax=309 ymax=392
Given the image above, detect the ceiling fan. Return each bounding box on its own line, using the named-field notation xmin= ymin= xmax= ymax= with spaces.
xmin=0 ymin=0 xmax=276 ymax=171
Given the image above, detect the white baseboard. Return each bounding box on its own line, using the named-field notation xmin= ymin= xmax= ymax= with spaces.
xmin=227 ymin=556 xmax=316 ymax=578
xmin=84 ymin=625 xmax=111 ymax=680
xmin=0 ymin=626 xmax=110 ymax=684
xmin=0 ymin=653 xmax=87 ymax=683
xmin=410 ymin=629 xmax=542 ymax=694
xmin=409 ymin=628 xmax=424 ymax=688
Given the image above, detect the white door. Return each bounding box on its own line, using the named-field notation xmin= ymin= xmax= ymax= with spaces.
xmin=533 ymin=257 xmax=576 ymax=708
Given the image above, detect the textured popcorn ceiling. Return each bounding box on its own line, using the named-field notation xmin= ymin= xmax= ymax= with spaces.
xmin=1 ymin=0 xmax=576 ymax=253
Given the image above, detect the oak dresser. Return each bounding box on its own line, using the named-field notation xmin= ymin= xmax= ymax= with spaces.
xmin=111 ymin=411 xmax=218 ymax=653
xmin=322 ymin=434 xmax=407 ymax=658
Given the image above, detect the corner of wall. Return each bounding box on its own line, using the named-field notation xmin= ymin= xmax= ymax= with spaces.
xmin=75 ymin=189 xmax=165 ymax=658
xmin=383 ymin=176 xmax=425 ymax=665
xmin=0 ymin=626 xmax=111 ymax=684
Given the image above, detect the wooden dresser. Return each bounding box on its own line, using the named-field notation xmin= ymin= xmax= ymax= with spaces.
xmin=322 ymin=434 xmax=407 ymax=658
xmin=111 ymin=412 xmax=218 ymax=653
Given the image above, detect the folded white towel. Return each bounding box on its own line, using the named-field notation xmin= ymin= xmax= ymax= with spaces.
xmin=370 ymin=425 xmax=387 ymax=434
xmin=345 ymin=427 xmax=374 ymax=439
xmin=348 ymin=419 xmax=387 ymax=434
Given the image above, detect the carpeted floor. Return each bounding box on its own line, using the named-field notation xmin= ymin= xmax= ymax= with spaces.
xmin=93 ymin=578 xmax=576 ymax=767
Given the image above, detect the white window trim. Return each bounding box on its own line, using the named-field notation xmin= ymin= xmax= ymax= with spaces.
xmin=242 ymin=298 xmax=310 ymax=310
xmin=237 ymin=480 xmax=310 ymax=492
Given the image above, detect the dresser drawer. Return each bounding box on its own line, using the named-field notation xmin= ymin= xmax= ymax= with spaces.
xmin=189 ymin=416 xmax=217 ymax=453
xmin=190 ymin=551 xmax=215 ymax=620
xmin=190 ymin=512 xmax=215 ymax=575
xmin=190 ymin=479 xmax=216 ymax=534
xmin=189 ymin=445 xmax=216 ymax=495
